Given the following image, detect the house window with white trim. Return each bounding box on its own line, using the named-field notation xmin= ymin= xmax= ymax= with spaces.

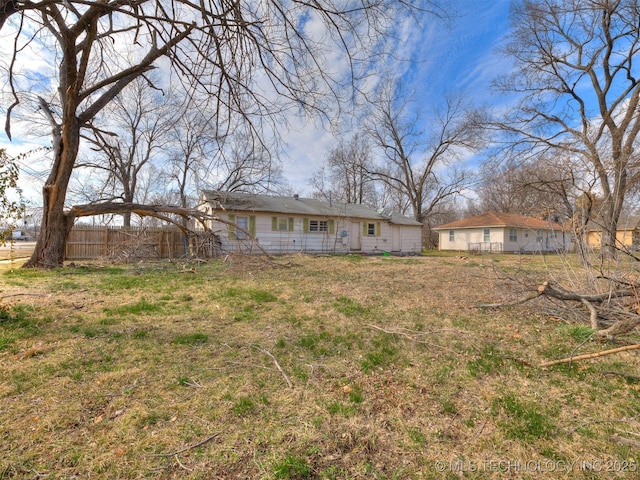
xmin=509 ymin=229 xmax=517 ymax=242
xmin=536 ymin=230 xmax=543 ymax=243
xmin=309 ymin=220 xmax=328 ymax=232
xmin=483 ymin=228 xmax=490 ymax=242
xmin=449 ymin=230 xmax=455 ymax=242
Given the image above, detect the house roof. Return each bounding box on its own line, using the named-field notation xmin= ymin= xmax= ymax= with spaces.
xmin=586 ymin=214 xmax=640 ymax=232
xmin=433 ymin=211 xmax=564 ymax=231
xmin=200 ymin=190 xmax=422 ymax=226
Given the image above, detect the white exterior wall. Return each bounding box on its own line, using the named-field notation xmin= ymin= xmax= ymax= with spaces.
xmin=439 ymin=227 xmax=487 ymax=251
xmin=358 ymin=221 xmax=421 ymax=254
xmin=439 ymin=227 xmax=568 ymax=253
xmin=502 ymin=228 xmax=568 ymax=252
xmin=208 ymin=212 xmax=421 ymax=254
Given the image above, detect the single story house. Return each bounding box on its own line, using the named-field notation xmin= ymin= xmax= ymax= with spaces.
xmin=198 ymin=191 xmax=423 ymax=255
xmin=433 ymin=211 xmax=569 ymax=253
xmin=585 ymin=215 xmax=640 ymax=250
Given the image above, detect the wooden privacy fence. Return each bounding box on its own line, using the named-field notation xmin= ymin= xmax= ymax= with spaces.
xmin=65 ymin=226 xmax=220 ymax=261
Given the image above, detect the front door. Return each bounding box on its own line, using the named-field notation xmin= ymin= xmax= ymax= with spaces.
xmin=391 ymin=226 xmax=401 ymax=251
xmin=350 ymin=222 xmax=361 ymax=250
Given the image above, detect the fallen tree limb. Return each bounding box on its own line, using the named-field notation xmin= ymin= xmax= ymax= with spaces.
xmin=609 ymin=434 xmax=640 ymax=450
xmin=539 ymin=343 xmax=640 ymax=368
xmin=537 ymin=281 xmax=636 ymax=302
xmin=477 ymin=291 xmax=542 ymax=308
xmin=580 ymin=297 xmax=599 ymax=329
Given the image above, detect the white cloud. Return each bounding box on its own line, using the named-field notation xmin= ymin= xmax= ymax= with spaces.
xmin=1 ymin=1 xmax=517 ymax=205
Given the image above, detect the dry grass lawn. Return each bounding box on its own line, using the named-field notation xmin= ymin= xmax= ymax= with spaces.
xmin=0 ymin=252 xmax=639 ymax=479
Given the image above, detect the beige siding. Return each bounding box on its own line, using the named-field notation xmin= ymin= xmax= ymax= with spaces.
xmin=440 ymin=226 xmax=568 ymax=252
xmin=206 ymin=212 xmax=421 ymax=255
xmin=586 ymin=229 xmax=634 ymax=249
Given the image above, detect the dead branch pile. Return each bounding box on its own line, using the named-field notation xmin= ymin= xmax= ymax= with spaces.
xmin=481 ymin=280 xmax=640 ymax=342
xmin=537 ymin=281 xmax=640 ymax=340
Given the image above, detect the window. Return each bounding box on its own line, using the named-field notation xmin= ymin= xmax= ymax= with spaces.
xmin=536 ymin=230 xmax=543 ymax=242
xmin=228 ymin=214 xmax=255 ymax=240
xmin=236 ymin=216 xmax=249 ymax=239
xmin=509 ymin=228 xmax=517 ymax=242
xmin=449 ymin=230 xmax=455 ymax=242
xmin=483 ymin=228 xmax=490 ymax=242
xmin=272 ymin=217 xmax=294 ymax=232
xmin=363 ymin=222 xmax=381 ymax=237
xmin=304 ymin=218 xmax=335 ymax=234
xmin=309 ymin=220 xmax=328 ymax=232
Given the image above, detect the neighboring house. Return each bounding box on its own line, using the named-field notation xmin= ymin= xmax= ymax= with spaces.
xmin=198 ymin=190 xmax=423 ymax=255
xmin=433 ymin=211 xmax=568 ymax=253
xmin=585 ymin=215 xmax=640 ymax=250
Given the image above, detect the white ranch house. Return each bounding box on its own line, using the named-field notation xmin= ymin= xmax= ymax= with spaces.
xmin=434 ymin=212 xmax=569 ymax=253
xmin=198 ymin=191 xmax=423 ymax=255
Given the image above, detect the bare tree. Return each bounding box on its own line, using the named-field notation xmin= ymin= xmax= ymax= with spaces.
xmin=80 ymin=76 xmax=176 ymax=227
xmin=210 ymin=128 xmax=285 ymax=194
xmin=160 ymin=105 xmax=219 ymax=225
xmin=477 ymin=155 xmax=587 ymax=221
xmin=495 ymin=0 xmax=640 ymax=258
xmin=366 ymin=83 xmax=483 ymax=227
xmin=310 ymin=133 xmax=378 ymax=206
xmin=0 ymin=0 xmax=431 ymax=268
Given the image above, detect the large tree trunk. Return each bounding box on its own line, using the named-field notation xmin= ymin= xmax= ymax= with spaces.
xmin=599 ymin=156 xmax=627 ymax=259
xmin=24 ymin=203 xmax=75 ymax=268
xmin=23 ymin=116 xmax=80 ymax=268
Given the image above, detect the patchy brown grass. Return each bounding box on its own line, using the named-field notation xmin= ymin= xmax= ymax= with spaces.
xmin=0 ymin=253 xmax=639 ymax=479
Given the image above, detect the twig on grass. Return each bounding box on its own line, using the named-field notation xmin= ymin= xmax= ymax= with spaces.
xmin=469 ymin=418 xmax=488 ymax=443
xmin=366 ymin=323 xmax=464 ymax=355
xmin=539 ymin=343 xmax=640 ymax=368
xmin=149 ymin=432 xmax=221 ymax=457
xmin=567 ymin=415 xmax=640 ymax=435
xmin=602 ymin=371 xmax=640 ymax=381
xmin=251 ymin=344 xmax=294 ymax=388
xmin=609 ymin=434 xmax=640 ymax=449
xmin=0 ymin=292 xmax=48 ymax=299
xmin=174 ymin=454 xmax=193 ymax=471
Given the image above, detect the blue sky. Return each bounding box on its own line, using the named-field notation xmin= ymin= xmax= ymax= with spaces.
xmin=2 ymin=0 xmax=514 ymax=206
xmin=285 ymin=0 xmax=514 ymax=195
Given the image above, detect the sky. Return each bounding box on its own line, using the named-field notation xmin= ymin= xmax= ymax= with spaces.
xmin=281 ymin=0 xmax=513 ymax=195
xmin=0 ymin=0 xmax=514 ymax=208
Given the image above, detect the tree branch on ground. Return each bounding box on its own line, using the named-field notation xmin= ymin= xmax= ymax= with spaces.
xmin=539 ymin=344 xmax=640 ymax=368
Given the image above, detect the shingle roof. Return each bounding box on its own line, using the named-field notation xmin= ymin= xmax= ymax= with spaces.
xmin=200 ymin=190 xmax=422 ymax=226
xmin=433 ymin=211 xmax=564 ymax=231
xmin=586 ymin=215 xmax=640 ymax=231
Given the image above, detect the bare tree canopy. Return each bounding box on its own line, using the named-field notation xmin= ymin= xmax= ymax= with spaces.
xmin=0 ymin=0 xmax=437 ymax=268
xmin=310 ymin=133 xmax=378 ymax=207
xmin=366 ymin=82 xmax=484 ymax=225
xmin=495 ymin=0 xmax=640 ymax=258
xmin=78 ymin=75 xmax=177 ymax=227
